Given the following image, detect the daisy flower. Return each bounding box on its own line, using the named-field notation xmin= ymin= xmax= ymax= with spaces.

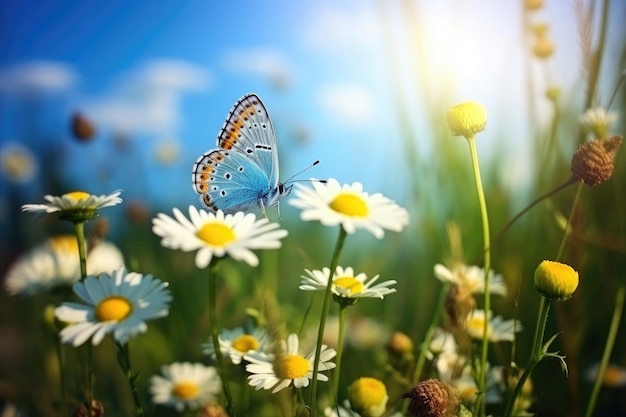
xmin=22 ymin=190 xmax=122 ymax=222
xmin=579 ymin=107 xmax=618 ymax=139
xmin=4 ymin=235 xmax=124 ymax=296
xmin=203 ymin=326 xmax=269 ymax=365
xmin=300 ymin=266 xmax=396 ymax=303
xmin=465 ymin=310 xmax=522 ymax=342
xmin=434 ymin=263 xmax=507 ymax=296
xmin=54 ymin=267 xmax=171 ymax=346
xmin=245 ymin=333 xmax=336 ymax=393
xmin=0 ymin=141 xmax=38 ymax=184
xmin=289 ymin=178 xmax=409 ymax=239
xmin=152 ymin=206 xmax=288 ymax=268
xmin=150 ymin=362 xmax=222 ymax=412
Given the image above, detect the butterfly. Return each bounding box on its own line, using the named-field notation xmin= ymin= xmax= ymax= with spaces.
xmin=192 ymin=93 xmax=293 ymax=215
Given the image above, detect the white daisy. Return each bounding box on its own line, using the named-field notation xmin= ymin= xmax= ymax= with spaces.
xmin=54 ymin=267 xmax=171 ymax=346
xmin=289 ymin=178 xmax=409 ymax=239
xmin=21 ymin=190 xmax=122 ymax=220
xmin=434 ymin=263 xmax=507 ymax=296
xmin=300 ymin=266 xmax=396 ymax=302
xmin=244 ymin=333 xmax=336 ymax=393
xmin=4 ymin=235 xmax=124 ymax=296
xmin=149 ymin=362 xmax=222 ymax=412
xmin=465 ymin=310 xmax=522 ymax=342
xmin=0 ymin=141 xmax=38 ymax=184
xmin=203 ymin=326 xmax=269 ymax=365
xmin=151 ymin=206 xmax=288 ymax=268
xmin=579 ymin=107 xmax=618 ymax=138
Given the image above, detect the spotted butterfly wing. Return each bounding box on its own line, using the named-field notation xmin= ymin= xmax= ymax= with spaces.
xmin=192 ymin=93 xmax=290 ymax=214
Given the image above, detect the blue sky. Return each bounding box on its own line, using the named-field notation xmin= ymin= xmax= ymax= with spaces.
xmin=1 ymin=0 xmax=624 ymax=216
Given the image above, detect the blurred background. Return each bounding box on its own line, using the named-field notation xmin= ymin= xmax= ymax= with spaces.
xmin=1 ymin=0 xmax=625 ymax=416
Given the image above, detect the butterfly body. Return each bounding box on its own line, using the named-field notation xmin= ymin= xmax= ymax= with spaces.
xmin=192 ymin=93 xmax=291 ymax=214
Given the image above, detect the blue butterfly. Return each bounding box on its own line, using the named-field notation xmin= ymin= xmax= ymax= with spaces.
xmin=192 ymin=93 xmax=293 ymax=215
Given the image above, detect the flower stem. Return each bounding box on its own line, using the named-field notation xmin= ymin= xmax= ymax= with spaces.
xmin=584 ymin=285 xmax=625 ymax=417
xmin=504 ymin=296 xmax=551 ymax=417
xmin=74 ymin=221 xmax=88 ymax=280
xmin=310 ymin=227 xmax=348 ymax=417
xmin=116 ymin=342 xmax=145 ymax=417
xmin=332 ymin=304 xmax=349 ymax=399
xmin=73 ymin=220 xmax=93 ymax=414
xmin=208 ymin=259 xmax=235 ymax=417
xmin=465 ymin=136 xmax=491 ymax=417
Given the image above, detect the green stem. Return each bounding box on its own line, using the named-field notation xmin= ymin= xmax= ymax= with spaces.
xmin=310 ymin=227 xmax=348 ymax=417
xmin=466 ymin=136 xmax=491 ymax=417
xmin=504 ymin=297 xmax=551 ymax=417
xmin=556 ymin=183 xmax=583 ymax=262
xmin=74 ymin=221 xmax=88 ymax=281
xmin=116 ymin=342 xmax=145 ymax=417
xmin=332 ymin=304 xmax=349 ymax=400
xmin=73 ymin=220 xmax=93 ymax=414
xmin=208 ymin=259 xmax=236 ymax=417
xmin=584 ymin=285 xmax=625 ymax=417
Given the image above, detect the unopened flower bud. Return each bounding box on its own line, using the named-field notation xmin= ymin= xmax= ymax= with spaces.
xmin=403 ymin=379 xmax=460 ymax=417
xmin=524 ymin=0 xmax=544 ymax=10
xmin=534 ymin=260 xmax=579 ymax=301
xmin=348 ymin=377 xmax=388 ymax=417
xmin=386 ymin=331 xmax=414 ymax=358
xmin=447 ymin=102 xmax=487 ymax=139
xmin=571 ymin=136 xmax=622 ymax=186
xmin=533 ymin=35 xmax=555 ymax=59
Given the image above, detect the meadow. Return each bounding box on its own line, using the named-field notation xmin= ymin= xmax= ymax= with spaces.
xmin=1 ymin=1 xmax=625 ymax=417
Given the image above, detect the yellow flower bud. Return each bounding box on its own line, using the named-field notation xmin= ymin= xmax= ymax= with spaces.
xmin=348 ymin=377 xmax=388 ymax=417
xmin=524 ymin=0 xmax=544 ymax=10
xmin=533 ymin=35 xmax=555 ymax=59
xmin=447 ymin=102 xmax=487 ymax=139
xmin=534 ymin=260 xmax=579 ymax=301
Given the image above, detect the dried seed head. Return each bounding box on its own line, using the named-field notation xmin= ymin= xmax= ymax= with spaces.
xmin=403 ymin=379 xmax=460 ymax=417
xmin=571 ymin=136 xmax=622 ymax=186
xmin=71 ymin=112 xmax=96 ymax=142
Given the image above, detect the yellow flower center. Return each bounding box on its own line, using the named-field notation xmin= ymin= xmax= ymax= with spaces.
xmin=95 ymin=296 xmax=133 ymax=322
xmin=64 ymin=191 xmax=90 ymax=201
xmin=334 ymin=276 xmax=364 ymax=295
xmin=534 ymin=260 xmax=579 ymax=301
xmin=48 ymin=235 xmax=79 ymax=254
xmin=447 ymin=102 xmax=487 ymax=138
xmin=348 ymin=377 xmax=388 ymax=417
xmin=196 ymin=221 xmax=236 ymax=246
xmin=274 ymin=354 xmax=310 ymax=380
xmin=467 ymin=314 xmax=492 ymax=339
xmin=232 ymin=334 xmax=260 ymax=353
xmin=172 ymin=381 xmax=200 ymax=400
xmin=329 ymin=193 xmax=368 ymax=217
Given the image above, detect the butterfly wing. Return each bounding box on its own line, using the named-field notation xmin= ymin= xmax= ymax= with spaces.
xmin=216 ymin=93 xmax=279 ymax=187
xmin=192 ymin=93 xmax=282 ymax=213
xmin=193 ymin=149 xmax=274 ymax=213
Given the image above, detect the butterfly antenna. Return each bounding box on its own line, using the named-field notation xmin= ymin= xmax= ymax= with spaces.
xmin=284 ymin=160 xmax=326 ymax=184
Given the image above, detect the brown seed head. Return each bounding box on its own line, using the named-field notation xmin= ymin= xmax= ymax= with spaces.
xmin=403 ymin=379 xmax=460 ymax=417
xmin=571 ymin=136 xmax=622 ymax=186
xmin=71 ymin=112 xmax=96 ymax=142
xmin=197 ymin=404 xmax=229 ymax=417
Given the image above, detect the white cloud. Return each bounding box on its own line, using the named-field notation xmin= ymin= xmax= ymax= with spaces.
xmin=0 ymin=61 xmax=78 ymax=92
xmin=316 ymin=83 xmax=375 ymax=126
xmin=300 ymin=3 xmax=382 ymax=51
xmin=82 ymin=59 xmax=211 ymax=136
xmin=221 ymin=48 xmax=293 ymax=88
